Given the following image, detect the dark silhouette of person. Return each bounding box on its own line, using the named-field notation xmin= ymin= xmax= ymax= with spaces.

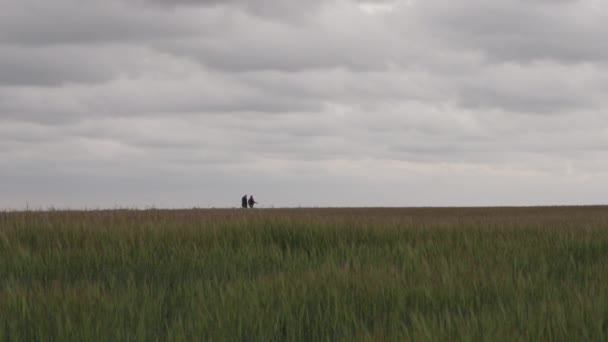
xmin=248 ymin=195 xmax=257 ymax=208
xmin=241 ymin=195 xmax=248 ymax=209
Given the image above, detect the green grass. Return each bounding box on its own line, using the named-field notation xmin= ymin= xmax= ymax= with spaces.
xmin=2 ymin=207 xmax=608 ymax=341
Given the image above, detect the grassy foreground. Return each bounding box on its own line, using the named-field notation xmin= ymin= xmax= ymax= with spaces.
xmin=2 ymin=206 xmax=608 ymax=341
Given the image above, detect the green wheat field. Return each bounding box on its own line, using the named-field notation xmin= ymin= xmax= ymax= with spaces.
xmin=2 ymin=206 xmax=608 ymax=340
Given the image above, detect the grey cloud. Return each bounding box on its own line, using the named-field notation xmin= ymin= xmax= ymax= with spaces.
xmin=156 ymin=7 xmax=405 ymax=72
xmin=417 ymin=0 xmax=608 ymax=63
xmin=133 ymin=0 xmax=326 ymax=19
xmin=0 ymin=46 xmax=123 ymax=86
xmin=0 ymin=0 xmax=209 ymax=46
xmin=2 ymin=0 xmax=608 ymax=208
xmin=454 ymin=62 xmax=606 ymax=113
xmin=228 ymin=61 xmax=604 ymax=114
xmin=457 ymin=85 xmax=592 ymax=113
xmin=0 ymin=71 xmax=323 ymax=125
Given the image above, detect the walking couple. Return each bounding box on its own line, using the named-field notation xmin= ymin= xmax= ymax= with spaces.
xmin=241 ymin=195 xmax=257 ymax=208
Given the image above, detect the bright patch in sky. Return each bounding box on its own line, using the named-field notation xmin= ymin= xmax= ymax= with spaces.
xmin=358 ymin=2 xmax=396 ymax=14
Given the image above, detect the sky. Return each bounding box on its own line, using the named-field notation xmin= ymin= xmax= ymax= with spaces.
xmin=1 ymin=0 xmax=608 ymax=209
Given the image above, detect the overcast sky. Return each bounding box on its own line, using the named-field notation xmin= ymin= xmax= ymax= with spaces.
xmin=1 ymin=0 xmax=608 ymax=209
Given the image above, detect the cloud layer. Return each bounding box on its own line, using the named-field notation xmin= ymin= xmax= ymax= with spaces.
xmin=1 ymin=0 xmax=607 ymax=208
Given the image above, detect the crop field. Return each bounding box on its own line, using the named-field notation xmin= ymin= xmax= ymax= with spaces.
xmin=2 ymin=206 xmax=608 ymax=340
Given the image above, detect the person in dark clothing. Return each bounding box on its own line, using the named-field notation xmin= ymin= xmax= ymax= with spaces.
xmin=241 ymin=195 xmax=248 ymax=208
xmin=248 ymin=195 xmax=257 ymax=208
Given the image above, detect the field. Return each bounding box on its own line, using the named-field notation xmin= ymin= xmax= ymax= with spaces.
xmin=2 ymin=206 xmax=608 ymax=340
